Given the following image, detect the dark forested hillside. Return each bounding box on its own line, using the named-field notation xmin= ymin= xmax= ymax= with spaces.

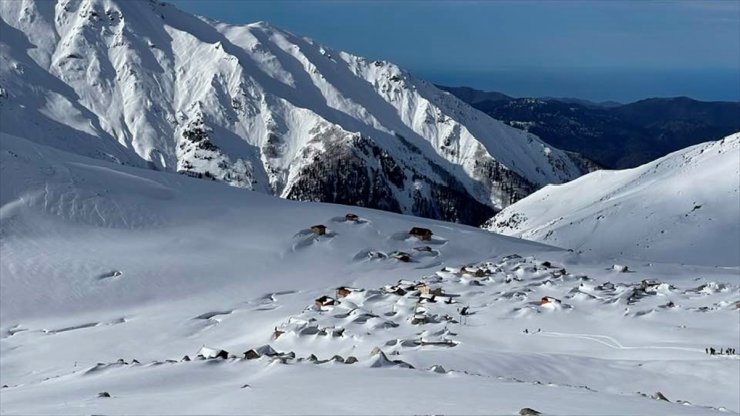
xmin=441 ymin=87 xmax=740 ymax=168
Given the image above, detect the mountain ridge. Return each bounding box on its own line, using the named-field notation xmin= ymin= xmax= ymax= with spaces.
xmin=0 ymin=0 xmax=590 ymax=226
xmin=440 ymin=85 xmax=740 ymax=168
xmin=486 ymin=133 xmax=740 ymax=266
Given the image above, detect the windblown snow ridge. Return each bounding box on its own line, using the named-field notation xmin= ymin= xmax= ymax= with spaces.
xmin=486 ymin=133 xmax=740 ymax=266
xmin=0 ymin=0 xmax=589 ymax=225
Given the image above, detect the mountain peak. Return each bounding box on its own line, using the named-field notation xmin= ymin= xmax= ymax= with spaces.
xmin=0 ymin=0 xmax=589 ymax=225
xmin=247 ymin=20 xmax=275 ymax=29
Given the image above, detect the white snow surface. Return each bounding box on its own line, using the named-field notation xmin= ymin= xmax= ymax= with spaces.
xmin=487 ymin=133 xmax=740 ymax=267
xmin=1 ymin=132 xmax=739 ymax=414
xmin=1 ymin=1 xmax=738 ymax=413
xmin=0 ymin=0 xmax=585 ymax=213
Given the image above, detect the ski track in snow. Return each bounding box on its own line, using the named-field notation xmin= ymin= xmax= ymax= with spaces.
xmin=537 ymin=332 xmax=705 ymax=353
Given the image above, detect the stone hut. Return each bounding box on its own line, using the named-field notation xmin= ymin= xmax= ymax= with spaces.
xmin=315 ymin=295 xmax=337 ymax=308
xmin=243 ymin=349 xmax=261 ymax=360
xmin=612 ymin=264 xmax=629 ymax=272
xmin=336 ymin=287 xmax=353 ymax=298
xmin=540 ymin=296 xmax=561 ymax=306
xmin=385 ymin=285 xmax=407 ymax=296
xmin=310 ymin=224 xmax=327 ymax=236
xmin=430 ymin=287 xmax=444 ymax=296
xmin=332 ymin=328 xmax=345 ymax=337
xmin=392 ymin=251 xmax=412 ymax=262
xmin=196 ymin=346 xmax=230 ymax=360
xmin=256 ymin=344 xmax=279 ymax=357
xmin=415 ymin=283 xmax=430 ymax=295
xmin=409 ymin=227 xmax=433 ymax=241
xmin=640 ymin=279 xmax=660 ymax=289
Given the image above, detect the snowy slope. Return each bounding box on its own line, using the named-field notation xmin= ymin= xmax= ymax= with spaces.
xmin=487 ymin=133 xmax=740 ymax=266
xmin=0 ymin=0 xmax=589 ymax=225
xmin=1 ymin=133 xmax=739 ymax=414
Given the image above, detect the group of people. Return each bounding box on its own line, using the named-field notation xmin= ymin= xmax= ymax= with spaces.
xmin=705 ymin=347 xmax=736 ymax=355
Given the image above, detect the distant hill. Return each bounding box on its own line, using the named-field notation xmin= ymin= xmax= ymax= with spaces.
xmin=486 ymin=133 xmax=740 ymax=266
xmin=440 ymin=87 xmax=740 ymax=168
xmin=437 ymin=85 xmax=512 ymax=105
xmin=539 ymin=96 xmax=623 ymax=109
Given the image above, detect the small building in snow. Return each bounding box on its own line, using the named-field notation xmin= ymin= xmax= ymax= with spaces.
xmin=391 ymin=251 xmax=412 ymax=262
xmin=415 ymin=283 xmax=430 ymax=295
xmin=411 ymin=313 xmax=428 ymax=325
xmin=336 ymin=287 xmax=353 ymax=298
xmin=540 ymin=296 xmax=562 ymax=306
xmin=384 ymin=285 xmax=407 ymax=296
xmin=409 ymin=227 xmax=433 ymax=241
xmin=243 ymin=349 xmax=260 ymax=360
xmin=310 ymin=224 xmax=327 ymax=235
xmin=332 ymin=328 xmax=345 ymax=337
xmin=197 ymin=346 xmax=230 ymax=359
xmin=612 ymin=264 xmax=629 ymax=272
xmin=315 ymin=295 xmax=338 ymax=308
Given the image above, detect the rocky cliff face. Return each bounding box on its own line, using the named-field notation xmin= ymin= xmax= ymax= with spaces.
xmin=0 ymin=0 xmax=589 ymax=225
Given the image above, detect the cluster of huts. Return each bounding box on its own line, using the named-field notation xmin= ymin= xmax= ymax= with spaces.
xmin=191 ymin=344 xmax=360 ymax=365
xmin=308 ymin=217 xmax=433 ymax=240
xmin=303 ymin=223 xmax=451 ymax=326
xmin=310 ymin=269 xmax=487 ymax=328
xmin=311 ymin=285 xmax=363 ymax=311
xmin=306 ymin=219 xmax=437 ymax=267
xmin=308 ymin=213 xmax=365 ymax=237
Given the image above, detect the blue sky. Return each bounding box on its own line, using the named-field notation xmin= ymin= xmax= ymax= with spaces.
xmin=170 ymin=0 xmax=740 ymax=102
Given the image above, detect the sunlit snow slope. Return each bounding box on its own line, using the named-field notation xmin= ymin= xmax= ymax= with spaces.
xmin=1 ymin=133 xmax=738 ymax=415
xmin=487 ymin=133 xmax=740 ymax=266
xmin=0 ymin=0 xmax=590 ymax=226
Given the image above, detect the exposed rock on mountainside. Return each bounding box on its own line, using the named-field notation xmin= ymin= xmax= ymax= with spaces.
xmin=0 ymin=0 xmax=588 ymax=225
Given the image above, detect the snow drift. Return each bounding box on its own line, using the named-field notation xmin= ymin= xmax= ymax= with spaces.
xmin=1 ymin=132 xmax=738 ymax=415
xmin=487 ymin=133 xmax=740 ymax=266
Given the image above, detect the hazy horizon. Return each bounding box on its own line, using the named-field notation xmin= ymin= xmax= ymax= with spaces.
xmin=420 ymin=67 xmax=740 ymax=103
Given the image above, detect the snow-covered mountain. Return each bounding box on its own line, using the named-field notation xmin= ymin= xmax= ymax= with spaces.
xmin=3 ymin=2 xmax=738 ymax=413
xmin=0 ymin=0 xmax=590 ymax=226
xmin=487 ymin=133 xmax=740 ymax=266
xmin=2 ymin=132 xmax=738 ymax=414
